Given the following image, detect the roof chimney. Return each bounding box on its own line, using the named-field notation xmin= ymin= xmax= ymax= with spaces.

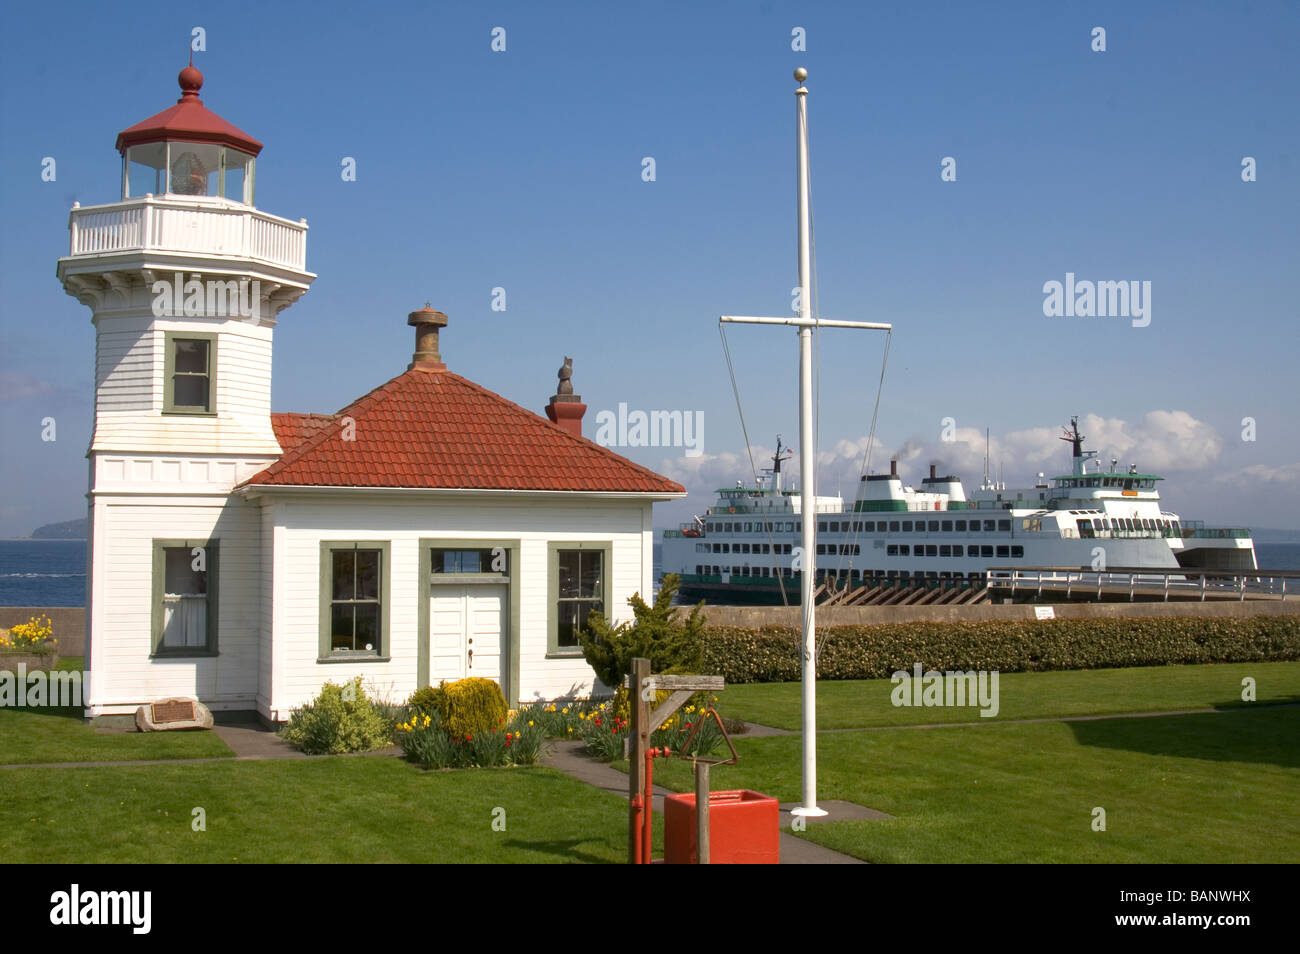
xmin=544 ymin=356 xmax=587 ymax=439
xmin=408 ymin=304 xmax=448 ymax=371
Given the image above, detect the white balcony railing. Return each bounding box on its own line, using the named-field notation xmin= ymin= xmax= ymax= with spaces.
xmin=67 ymin=195 xmax=307 ymax=272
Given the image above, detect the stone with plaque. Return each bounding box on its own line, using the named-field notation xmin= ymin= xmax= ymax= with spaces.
xmin=135 ymin=697 xmax=214 ymax=732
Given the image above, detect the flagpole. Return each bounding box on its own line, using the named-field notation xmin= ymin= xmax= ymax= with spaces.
xmin=718 ymin=67 xmax=890 ymax=818
xmin=791 ymin=66 xmax=826 ymax=818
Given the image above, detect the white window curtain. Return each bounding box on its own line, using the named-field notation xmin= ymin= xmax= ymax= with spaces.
xmin=162 ymin=594 xmax=207 ymax=648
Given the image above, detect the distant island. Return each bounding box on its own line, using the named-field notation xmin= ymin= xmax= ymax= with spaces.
xmin=30 ymin=518 xmax=88 ymax=540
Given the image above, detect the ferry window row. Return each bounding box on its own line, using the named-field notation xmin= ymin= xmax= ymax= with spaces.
xmin=1076 ymin=516 xmax=1178 ymax=537
xmin=704 ymin=518 xmax=1014 ymax=534
xmin=702 ymin=542 xmax=795 ymax=554
xmin=1058 ymin=477 xmax=1156 ymax=490
xmin=692 ymin=565 xmax=992 ymax=582
xmin=886 ymin=544 xmax=1023 ymax=558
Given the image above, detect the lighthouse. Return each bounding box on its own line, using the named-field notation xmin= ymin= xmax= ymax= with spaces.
xmin=54 ymin=63 xmax=684 ymax=726
xmin=56 ymin=65 xmax=315 ymax=717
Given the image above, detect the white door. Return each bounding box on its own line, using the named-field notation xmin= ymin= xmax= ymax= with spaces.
xmin=430 ymin=584 xmax=506 ymax=687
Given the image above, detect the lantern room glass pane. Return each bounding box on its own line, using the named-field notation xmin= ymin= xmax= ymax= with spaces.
xmin=169 ymin=142 xmax=222 ymax=196
xmin=223 ymin=148 xmax=253 ymax=203
xmin=126 ymin=143 xmax=167 ymax=197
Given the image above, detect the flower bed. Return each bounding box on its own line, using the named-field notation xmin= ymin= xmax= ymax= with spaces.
xmin=0 ymin=616 xmax=58 ymax=672
xmin=574 ymin=698 xmax=726 ymax=762
xmin=396 ymin=708 xmax=545 ymax=769
xmin=394 ymin=689 xmax=729 ymax=768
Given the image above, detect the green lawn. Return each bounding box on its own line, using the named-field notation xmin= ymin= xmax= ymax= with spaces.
xmin=6 ymin=659 xmax=1295 ymax=864
xmin=0 ymin=656 xmax=234 ymax=764
xmin=646 ymin=695 xmax=1300 ymax=863
xmin=0 ymin=758 xmax=650 ymax=863
xmin=720 ymin=661 xmax=1300 ymax=730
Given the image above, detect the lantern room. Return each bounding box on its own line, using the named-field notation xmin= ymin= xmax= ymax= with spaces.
xmin=115 ymin=65 xmax=262 ymax=204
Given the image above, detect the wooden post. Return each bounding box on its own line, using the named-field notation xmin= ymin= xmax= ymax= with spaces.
xmin=695 ymin=760 xmax=711 ymax=864
xmin=628 ymin=656 xmax=650 ymax=864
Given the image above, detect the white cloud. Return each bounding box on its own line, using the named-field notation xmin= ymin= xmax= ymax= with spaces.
xmin=660 ymin=411 xmax=1225 ymax=506
xmin=1215 ymin=462 xmax=1300 ymax=485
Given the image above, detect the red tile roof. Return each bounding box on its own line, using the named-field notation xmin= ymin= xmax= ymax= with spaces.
xmin=270 ymin=412 xmax=338 ymax=454
xmin=246 ymin=369 xmax=685 ymax=494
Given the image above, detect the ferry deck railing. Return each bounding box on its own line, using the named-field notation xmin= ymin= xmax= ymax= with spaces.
xmin=987 ymin=566 xmax=1299 ymax=602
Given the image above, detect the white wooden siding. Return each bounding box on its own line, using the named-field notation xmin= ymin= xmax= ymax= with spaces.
xmin=85 ymin=498 xmax=263 ymax=716
xmin=91 ymin=318 xmax=280 ymax=454
xmin=264 ymin=495 xmax=653 ymax=716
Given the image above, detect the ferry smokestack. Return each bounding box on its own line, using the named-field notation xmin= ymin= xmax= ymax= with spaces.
xmin=890 ymin=459 xmax=897 ymax=477
xmin=929 ymin=464 xmax=936 ymax=479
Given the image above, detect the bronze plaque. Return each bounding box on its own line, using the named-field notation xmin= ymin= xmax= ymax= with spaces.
xmin=152 ymin=700 xmax=196 ymax=724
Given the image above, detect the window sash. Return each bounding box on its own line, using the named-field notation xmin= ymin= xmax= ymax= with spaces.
xmin=163 ymin=332 xmax=216 ymax=414
xmin=320 ymin=542 xmax=390 ymax=658
xmin=329 ymin=548 xmax=383 ymax=652
xmin=152 ymin=539 xmax=218 ymax=656
xmin=549 ymin=545 xmax=609 ymax=655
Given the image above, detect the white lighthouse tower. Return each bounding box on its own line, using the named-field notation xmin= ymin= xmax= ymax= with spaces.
xmin=57 ymin=65 xmax=314 ymax=718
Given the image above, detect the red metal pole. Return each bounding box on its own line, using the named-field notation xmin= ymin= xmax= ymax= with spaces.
xmin=643 ymin=747 xmax=671 ymax=863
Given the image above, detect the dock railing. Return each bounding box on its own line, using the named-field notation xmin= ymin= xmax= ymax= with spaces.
xmin=987 ymin=565 xmax=1299 ymax=602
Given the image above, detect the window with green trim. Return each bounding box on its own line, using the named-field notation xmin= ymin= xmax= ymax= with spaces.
xmin=164 ymin=332 xmax=216 ymax=413
xmin=151 ymin=539 xmax=218 ymax=656
xmin=320 ymin=542 xmax=390 ymax=658
xmin=552 ymin=547 xmax=606 ymax=652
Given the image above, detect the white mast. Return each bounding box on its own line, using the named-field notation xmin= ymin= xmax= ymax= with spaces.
xmin=792 ymin=66 xmax=824 ymax=818
xmin=719 ymin=68 xmax=890 ymax=818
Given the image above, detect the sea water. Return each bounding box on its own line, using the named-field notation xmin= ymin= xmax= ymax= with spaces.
xmin=0 ymin=540 xmax=87 ymax=606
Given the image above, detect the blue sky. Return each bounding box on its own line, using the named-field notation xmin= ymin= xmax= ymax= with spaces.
xmin=1 ymin=0 xmax=1297 ymax=537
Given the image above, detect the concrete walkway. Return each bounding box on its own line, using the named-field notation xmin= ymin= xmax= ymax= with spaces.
xmin=211 ymin=714 xmax=306 ymax=759
xmin=542 ymin=740 xmax=873 ymax=864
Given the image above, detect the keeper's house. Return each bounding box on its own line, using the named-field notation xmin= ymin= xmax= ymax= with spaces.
xmin=56 ymin=66 xmax=683 ymax=721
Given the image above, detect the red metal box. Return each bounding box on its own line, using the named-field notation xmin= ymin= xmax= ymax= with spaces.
xmin=663 ymin=789 xmax=780 ymax=864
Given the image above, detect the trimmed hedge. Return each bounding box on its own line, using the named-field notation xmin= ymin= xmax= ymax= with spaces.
xmin=280 ymin=678 xmax=393 ymax=754
xmin=703 ymin=615 xmax=1300 ymax=683
xmin=409 ymin=677 xmax=508 ymax=740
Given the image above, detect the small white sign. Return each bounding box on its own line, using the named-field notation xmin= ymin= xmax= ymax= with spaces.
xmin=1034 ymin=606 xmax=1056 ymax=620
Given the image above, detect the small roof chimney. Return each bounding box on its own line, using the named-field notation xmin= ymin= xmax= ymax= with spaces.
xmin=545 ymin=356 xmax=587 ymax=439
xmin=408 ymin=303 xmax=448 ymax=371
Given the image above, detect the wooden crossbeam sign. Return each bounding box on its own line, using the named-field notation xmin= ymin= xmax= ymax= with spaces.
xmin=624 ymin=659 xmax=726 ymax=864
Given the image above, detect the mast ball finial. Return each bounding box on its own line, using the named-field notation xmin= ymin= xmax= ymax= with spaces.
xmin=794 ymin=67 xmax=808 ymax=83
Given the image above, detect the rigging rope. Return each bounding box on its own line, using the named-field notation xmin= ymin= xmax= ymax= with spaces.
xmin=719 ymin=322 xmax=791 ymax=606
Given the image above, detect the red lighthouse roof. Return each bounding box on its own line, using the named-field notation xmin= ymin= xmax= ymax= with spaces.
xmin=115 ymin=66 xmax=263 ymax=156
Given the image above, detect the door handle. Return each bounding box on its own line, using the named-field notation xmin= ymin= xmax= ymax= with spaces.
xmin=468 ymin=647 xmax=473 ymax=669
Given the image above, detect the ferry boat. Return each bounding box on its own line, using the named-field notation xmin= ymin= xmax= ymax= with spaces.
xmin=661 ymin=419 xmax=1257 ymax=604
